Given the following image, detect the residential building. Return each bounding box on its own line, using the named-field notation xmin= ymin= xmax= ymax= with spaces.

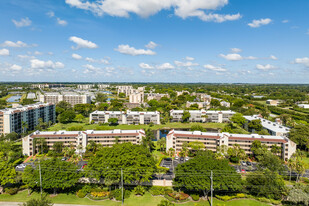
xmin=298 ymin=104 xmax=309 ymax=109
xmin=116 ymin=85 xmax=133 ymax=96
xmin=186 ymin=101 xmax=210 ymax=109
xmin=0 ymin=103 xmax=56 ymax=136
xmin=129 ymin=91 xmax=144 ymax=103
xmin=146 ymin=93 xmax=169 ymax=101
xmin=90 ymin=110 xmax=160 ymax=125
xmin=220 ymin=101 xmax=230 ymax=108
xmin=243 ymin=115 xmax=290 ymax=136
xmin=39 ymin=93 xmax=91 ymax=106
xmin=22 ymin=129 xmax=145 ymax=156
xmin=77 ymin=84 xmax=95 ymax=90
xmin=266 ymin=99 xmax=279 ymax=106
xmin=166 ymin=130 xmax=296 ymax=160
xmin=170 ymin=110 xmax=235 ymax=123
xmin=98 ymin=84 xmax=110 ymax=89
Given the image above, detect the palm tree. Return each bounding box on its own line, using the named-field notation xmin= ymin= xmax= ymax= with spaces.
xmin=22 ymin=121 xmax=28 ymax=137
xmin=271 ymin=145 xmax=281 ymax=156
xmin=287 ymin=158 xmax=296 ymax=182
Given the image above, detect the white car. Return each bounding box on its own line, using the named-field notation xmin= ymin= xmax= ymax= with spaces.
xmin=185 ymin=157 xmax=189 ymax=161
xmin=175 ymin=156 xmax=179 ymax=160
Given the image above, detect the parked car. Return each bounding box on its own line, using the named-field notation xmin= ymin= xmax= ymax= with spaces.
xmin=185 ymin=157 xmax=189 ymax=161
xmin=61 ymin=157 xmax=67 ymax=161
xmin=246 ymin=161 xmax=252 ymax=166
xmin=240 ymin=161 xmax=247 ymax=166
xmin=175 ymin=156 xmax=179 ymax=160
xmin=180 ymin=157 xmax=184 ymax=162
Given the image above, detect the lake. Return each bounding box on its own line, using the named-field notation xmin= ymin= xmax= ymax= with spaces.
xmin=7 ymin=95 xmax=22 ymax=103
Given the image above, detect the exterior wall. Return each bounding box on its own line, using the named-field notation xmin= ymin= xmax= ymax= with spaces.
xmin=22 ymin=130 xmax=145 ymax=156
xmin=170 ymin=110 xmax=235 ymax=123
xmin=40 ymin=94 xmax=91 ymax=106
xmin=129 ymin=92 xmax=144 ymax=103
xmin=166 ymin=130 xmax=296 ymax=160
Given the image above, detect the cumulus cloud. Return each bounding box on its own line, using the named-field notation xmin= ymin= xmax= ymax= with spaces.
xmin=270 ymin=55 xmax=278 ymax=60
xmin=12 ymin=17 xmax=32 ymax=27
xmin=219 ymin=53 xmax=258 ymax=61
xmin=57 ymin=18 xmax=68 ymax=26
xmin=294 ymin=57 xmax=309 ymax=67
xmin=65 ymin=0 xmax=241 ymax=22
xmin=185 ymin=56 xmax=194 ymax=61
xmin=139 ymin=63 xmax=154 ymax=69
xmin=46 ymin=11 xmax=55 ymax=17
xmin=34 ymin=51 xmax=43 ymax=55
xmin=17 ymin=54 xmax=35 ymax=60
xmin=72 ymin=53 xmax=83 ymax=59
xmin=85 ymin=57 xmax=110 ymax=64
xmin=248 ymin=18 xmax=272 ymax=28
xmin=230 ymin=48 xmax=242 ymax=53
xmin=30 ymin=59 xmax=64 ymax=69
xmin=174 ymin=60 xmax=199 ymax=67
xmin=10 ymin=64 xmax=22 ymax=71
xmin=145 ymin=41 xmax=158 ymax=49
xmin=0 ymin=49 xmax=9 ymax=56
xmin=282 ymin=19 xmax=289 ymax=23
xmin=256 ymin=64 xmax=277 ymax=71
xmin=83 ymin=64 xmax=113 ymax=75
xmin=0 ymin=40 xmax=34 ymax=48
xmin=156 ymin=62 xmax=174 ymax=70
xmin=203 ymin=64 xmax=227 ymax=72
xmin=115 ymin=44 xmax=156 ymax=56
xmin=69 ymin=36 xmax=98 ymax=49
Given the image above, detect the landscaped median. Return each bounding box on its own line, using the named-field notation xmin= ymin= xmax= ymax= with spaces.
xmin=0 ymin=189 xmax=272 ymax=206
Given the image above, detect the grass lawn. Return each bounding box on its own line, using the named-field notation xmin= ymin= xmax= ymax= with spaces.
xmin=0 ymin=190 xmax=270 ymax=206
xmin=0 ymin=94 xmax=13 ymax=101
xmin=47 ymin=122 xmax=227 ymax=132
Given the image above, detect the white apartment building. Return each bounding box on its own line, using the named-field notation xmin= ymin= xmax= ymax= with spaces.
xmin=220 ymin=101 xmax=231 ymax=108
xmin=244 ymin=115 xmax=290 ymax=137
xmin=77 ymin=84 xmax=95 ymax=90
xmin=0 ymin=103 xmax=56 ymax=136
xmin=98 ymin=84 xmax=110 ymax=89
xmin=129 ymin=91 xmax=144 ymax=103
xmin=166 ymin=130 xmax=296 ymax=160
xmin=266 ymin=99 xmax=279 ymax=106
xmin=146 ymin=93 xmax=169 ymax=101
xmin=298 ymin=104 xmax=309 ymax=109
xmin=90 ymin=110 xmax=160 ymax=125
xmin=39 ymin=93 xmax=91 ymax=106
xmin=170 ymin=110 xmax=235 ymax=123
xmin=186 ymin=101 xmax=210 ymax=109
xmin=22 ymin=129 xmax=145 ymax=156
xmin=116 ymin=85 xmax=145 ymax=97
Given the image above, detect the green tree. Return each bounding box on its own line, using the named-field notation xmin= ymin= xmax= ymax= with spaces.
xmin=5 ymin=132 xmax=19 ymax=141
xmin=248 ymin=119 xmax=263 ymax=132
xmin=157 ymin=137 xmax=166 ymax=152
xmin=190 ymin=124 xmax=206 ymax=132
xmin=52 ymin=142 xmax=64 ymax=154
xmin=58 ymin=110 xmax=76 ymax=123
xmin=210 ymin=99 xmax=221 ymax=108
xmin=75 ymin=114 xmax=85 ymax=123
xmin=182 ymin=111 xmax=190 ymax=123
xmin=108 ymin=118 xmax=119 ymax=126
xmin=173 ymin=150 xmax=242 ymax=197
xmin=246 ymin=169 xmax=286 ymax=200
xmin=287 ymin=188 xmax=309 ymax=205
xmin=56 ymin=101 xmax=72 ymax=114
xmin=141 ymin=129 xmax=155 ymax=152
xmin=289 ymin=124 xmax=309 ymax=150
xmin=87 ymin=143 xmax=156 ymax=185
xmin=257 ymin=151 xmax=284 ymax=172
xmin=95 ymin=93 xmax=108 ymax=103
xmin=22 ymin=195 xmax=53 ymax=206
xmin=258 ymin=129 xmax=269 ymax=135
xmin=22 ymin=158 xmax=81 ymax=194
xmin=250 ymin=140 xmax=268 ymax=158
xmin=231 ymin=113 xmax=246 ymax=126
xmin=227 ymin=144 xmax=246 ymax=163
xmin=271 ymin=144 xmax=281 ymax=156
xmin=118 ymin=92 xmax=126 ymax=98
xmin=188 ymin=141 xmax=205 ymax=152
xmin=0 ymin=152 xmax=16 ymax=189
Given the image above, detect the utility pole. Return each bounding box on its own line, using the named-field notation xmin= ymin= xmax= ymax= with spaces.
xmin=121 ymin=168 xmax=124 ymax=205
xmin=210 ymin=170 xmax=213 ymax=206
xmin=39 ymin=160 xmax=42 ymax=198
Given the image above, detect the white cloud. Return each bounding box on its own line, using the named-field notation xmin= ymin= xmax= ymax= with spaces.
xmin=85 ymin=57 xmax=109 ymax=64
xmin=270 ymin=55 xmax=278 ymax=60
xmin=156 ymin=62 xmax=174 ymax=70
xmin=65 ymin=0 xmax=241 ymax=22
xmin=72 ymin=53 xmax=83 ymax=59
xmin=246 ymin=56 xmax=258 ymax=60
xmin=219 ymin=53 xmax=243 ymax=61
xmin=30 ymin=59 xmax=65 ymax=69
xmin=82 ymin=64 xmax=112 ymax=75
xmin=248 ymin=18 xmax=272 ymax=28
xmin=294 ymin=57 xmax=309 ymax=67
xmin=282 ymin=20 xmax=289 ymax=23
xmin=57 ymin=18 xmax=68 ymax=26
xmin=34 ymin=51 xmax=43 ymax=55
xmin=145 ymin=41 xmax=158 ymax=49
xmin=174 ymin=60 xmax=198 ymax=67
xmin=139 ymin=63 xmax=154 ymax=69
xmin=185 ymin=56 xmax=194 ymax=61
xmin=12 ymin=17 xmax=32 ymax=27
xmin=256 ymin=64 xmax=277 ymax=71
xmin=230 ymin=48 xmax=242 ymax=53
xmin=47 ymin=11 xmax=55 ymax=17
xmin=115 ymin=44 xmax=156 ymax=56
xmin=10 ymin=64 xmax=22 ymax=71
xmin=69 ymin=36 xmax=98 ymax=49
xmin=203 ymin=64 xmax=227 ymax=72
xmin=0 ymin=40 xmax=32 ymax=48
xmin=0 ymin=49 xmax=9 ymax=56
xmin=17 ymin=54 xmax=35 ymax=60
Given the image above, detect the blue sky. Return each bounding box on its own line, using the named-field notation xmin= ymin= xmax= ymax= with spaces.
xmin=0 ymin=0 xmax=308 ymax=83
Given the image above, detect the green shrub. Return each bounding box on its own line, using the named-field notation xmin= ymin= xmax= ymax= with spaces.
xmin=76 ymin=190 xmax=86 ymax=198
xmin=133 ymin=185 xmax=145 ymax=196
xmin=149 ymin=186 xmax=166 ymax=196
xmin=191 ymin=194 xmax=199 ymax=201
xmin=5 ymin=187 xmax=18 ymax=195
xmin=236 ymin=193 xmax=246 ymax=198
xmin=81 ymin=185 xmax=92 ymax=194
xmin=109 ymin=189 xmax=131 ymax=201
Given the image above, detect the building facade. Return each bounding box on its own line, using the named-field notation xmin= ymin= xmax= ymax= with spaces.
xmin=90 ymin=110 xmax=160 ymax=125
xmin=170 ymin=110 xmax=235 ymax=123
xmin=243 ymin=115 xmax=290 ymax=137
xmin=22 ymin=129 xmax=145 ymax=156
xmin=129 ymin=91 xmax=144 ymax=103
xmin=39 ymin=93 xmax=91 ymax=106
xmin=0 ymin=103 xmax=56 ymax=136
xmin=166 ymin=130 xmax=296 ymax=160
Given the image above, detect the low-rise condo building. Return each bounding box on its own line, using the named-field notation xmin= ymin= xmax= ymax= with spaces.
xmin=22 ymin=129 xmax=145 ymax=156
xmin=170 ymin=110 xmax=235 ymax=123
xmin=39 ymin=93 xmax=91 ymax=106
xmin=90 ymin=110 xmax=160 ymax=125
xmin=0 ymin=103 xmax=56 ymax=136
xmin=166 ymin=130 xmax=296 ymax=160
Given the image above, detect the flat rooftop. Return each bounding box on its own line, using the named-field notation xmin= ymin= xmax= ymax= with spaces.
xmin=244 ymin=115 xmax=290 ymax=133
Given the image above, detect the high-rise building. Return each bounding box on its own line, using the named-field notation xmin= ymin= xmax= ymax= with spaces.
xmin=0 ymin=103 xmax=56 ymax=136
